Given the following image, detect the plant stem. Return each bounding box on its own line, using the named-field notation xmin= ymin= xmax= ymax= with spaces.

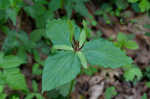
xmin=68 ymin=79 xmax=75 ymax=99
xmin=60 ymin=0 xmax=65 ymax=9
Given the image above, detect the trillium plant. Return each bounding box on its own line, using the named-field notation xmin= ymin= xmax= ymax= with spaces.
xmin=42 ymin=19 xmax=132 ymax=96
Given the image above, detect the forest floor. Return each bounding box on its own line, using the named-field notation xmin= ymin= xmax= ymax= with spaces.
xmin=1 ymin=0 xmax=150 ymax=99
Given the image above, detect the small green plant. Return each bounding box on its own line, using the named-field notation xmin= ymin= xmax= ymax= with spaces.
xmin=0 ymin=52 xmax=28 ymax=92
xmin=104 ymin=86 xmax=117 ymax=99
xmin=25 ymin=80 xmax=44 ymax=99
xmin=114 ymin=33 xmax=142 ymax=82
xmin=129 ymin=0 xmax=150 ymax=12
xmin=114 ymin=32 xmax=139 ymax=50
xmin=42 ymin=19 xmax=132 ymax=96
xmin=123 ymin=65 xmax=143 ymax=81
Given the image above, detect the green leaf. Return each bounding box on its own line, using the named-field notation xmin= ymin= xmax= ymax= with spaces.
xmin=24 ymin=3 xmax=51 ymax=28
xmin=32 ymin=63 xmax=42 ymax=75
xmin=3 ymin=68 xmax=28 ymax=91
xmin=79 ymin=30 xmax=86 ymax=48
xmin=48 ymin=0 xmax=61 ymax=12
xmin=0 ymin=85 xmax=4 ymax=93
xmin=77 ymin=51 xmax=88 ymax=68
xmin=56 ymin=82 xmax=75 ymax=97
xmin=0 ymin=52 xmax=4 ymax=64
xmin=104 ymin=86 xmax=117 ymax=99
xmin=128 ymin=0 xmax=138 ymax=3
xmin=145 ymin=32 xmax=150 ymax=36
xmin=0 ymin=55 xmax=25 ymax=69
xmin=146 ymin=82 xmax=150 ymax=88
xmin=82 ymin=39 xmax=132 ymax=68
xmin=64 ymin=0 xmax=90 ymax=18
xmin=32 ymin=80 xmax=38 ymax=92
xmin=139 ymin=0 xmax=150 ymax=12
xmin=115 ymin=0 xmax=128 ymax=10
xmin=144 ymin=24 xmax=150 ymax=29
xmin=6 ymin=8 xmax=17 ymax=25
xmin=0 ymin=0 xmax=10 ymax=9
xmin=25 ymin=93 xmax=44 ymax=99
xmin=0 ymin=93 xmax=6 ymax=99
xmin=67 ymin=20 xmax=75 ymax=43
xmin=82 ymin=66 xmax=98 ymax=76
xmin=52 ymin=45 xmax=73 ymax=51
xmin=30 ymin=29 xmax=45 ymax=42
xmin=117 ymin=33 xmax=127 ymax=42
xmin=42 ymin=51 xmax=81 ymax=92
xmin=142 ymin=93 xmax=147 ymax=99
xmin=124 ymin=67 xmax=142 ymax=81
xmin=125 ymin=40 xmax=139 ymax=50
xmin=46 ymin=19 xmax=72 ymax=46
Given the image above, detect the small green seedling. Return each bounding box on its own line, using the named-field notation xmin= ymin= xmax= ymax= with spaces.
xmin=0 ymin=52 xmax=28 ymax=92
xmin=25 ymin=80 xmax=44 ymax=99
xmin=123 ymin=65 xmax=143 ymax=81
xmin=114 ymin=32 xmax=139 ymax=50
xmin=42 ymin=19 xmax=132 ymax=97
xmin=104 ymin=86 xmax=117 ymax=99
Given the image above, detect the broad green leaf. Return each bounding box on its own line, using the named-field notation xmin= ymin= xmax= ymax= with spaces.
xmin=42 ymin=51 xmax=81 ymax=92
xmin=46 ymin=19 xmax=72 ymax=46
xmin=3 ymin=68 xmax=28 ymax=91
xmin=56 ymin=82 xmax=75 ymax=97
xmin=125 ymin=40 xmax=139 ymax=49
xmin=124 ymin=67 xmax=142 ymax=81
xmin=77 ymin=51 xmax=88 ymax=68
xmin=82 ymin=39 xmax=132 ymax=68
xmin=52 ymin=45 xmax=73 ymax=51
xmin=0 ymin=55 xmax=25 ymax=69
xmin=79 ymin=30 xmax=86 ymax=48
